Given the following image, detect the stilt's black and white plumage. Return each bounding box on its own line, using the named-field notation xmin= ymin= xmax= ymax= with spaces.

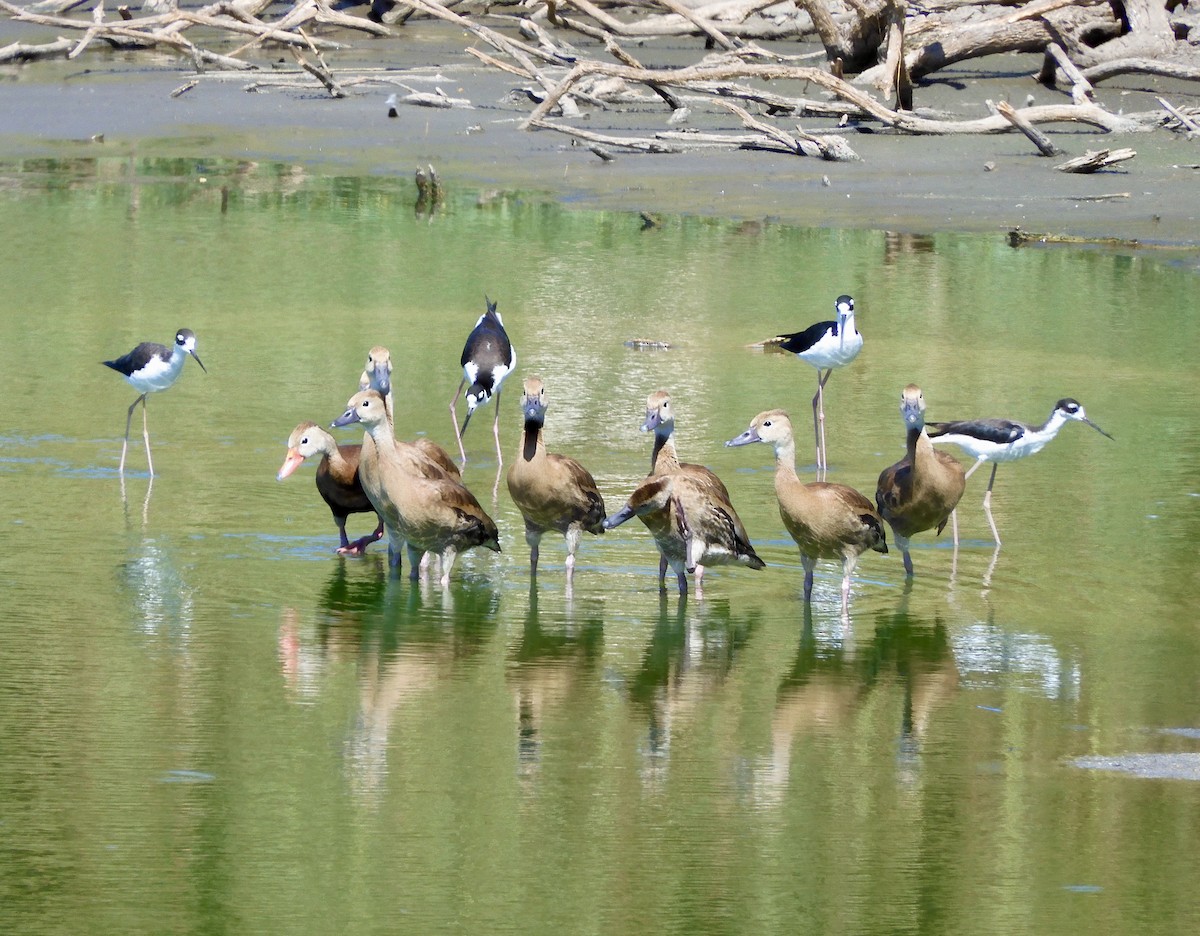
xmin=102 ymin=328 xmax=207 ymax=476
xmin=928 ymin=398 xmax=1113 ymax=545
xmin=769 ymin=294 xmax=862 ymax=474
xmin=449 ymin=296 xmax=515 ymax=466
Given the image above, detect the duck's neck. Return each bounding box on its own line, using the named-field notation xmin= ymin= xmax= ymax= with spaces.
xmin=909 ymin=425 xmax=934 ymax=468
xmin=651 ymin=430 xmax=680 ymax=474
xmin=773 ymin=436 xmax=801 ymax=485
xmin=364 ymin=417 xmax=397 ymax=451
xmin=521 ymin=420 xmax=544 ymax=463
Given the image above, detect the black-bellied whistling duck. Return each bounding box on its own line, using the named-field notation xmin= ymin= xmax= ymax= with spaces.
xmin=334 ymin=390 xmax=501 ymax=585
xmin=726 ymin=409 xmax=886 ymax=615
xmin=506 ymin=376 xmax=606 ymax=583
xmin=449 ymin=297 xmax=516 ymax=466
xmin=752 ymin=295 xmax=861 ymax=474
xmin=605 ymin=472 xmax=764 ymax=598
xmin=277 ymin=421 xmax=384 ymax=556
xmin=102 ymin=328 xmax=207 ymax=475
xmin=875 ymin=385 xmax=966 ymax=577
xmin=927 ymin=398 xmax=1113 ymax=545
xmin=637 ymin=390 xmax=733 ymax=591
xmin=360 ymin=345 xmax=461 ymax=481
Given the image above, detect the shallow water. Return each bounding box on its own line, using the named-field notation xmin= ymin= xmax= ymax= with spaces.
xmin=1 ymin=156 xmax=1198 ymax=935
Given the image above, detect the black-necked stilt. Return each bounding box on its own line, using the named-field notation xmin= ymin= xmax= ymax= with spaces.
xmin=927 ymin=398 xmax=1113 ymax=545
xmin=506 ymin=376 xmax=607 ymax=584
xmin=764 ymin=294 xmax=862 ymax=473
xmin=449 ymin=297 xmax=515 ymax=466
xmin=277 ymin=422 xmax=384 ymax=556
xmin=875 ymin=385 xmax=966 ymax=577
xmin=726 ymin=410 xmax=886 ymax=616
xmin=102 ymin=328 xmax=206 ymax=475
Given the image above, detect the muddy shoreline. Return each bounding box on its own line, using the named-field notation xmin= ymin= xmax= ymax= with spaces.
xmin=2 ymin=21 xmax=1198 ymax=256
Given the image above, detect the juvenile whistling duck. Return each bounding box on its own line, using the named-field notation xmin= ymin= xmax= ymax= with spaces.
xmin=638 ymin=390 xmax=733 ymax=590
xmin=102 ymin=327 xmax=207 ymax=475
xmin=449 ymin=296 xmax=516 ymax=466
xmin=506 ymin=377 xmax=606 ymax=582
xmin=757 ymin=295 xmax=861 ymax=474
xmin=277 ymin=422 xmax=384 ymax=555
xmin=927 ymin=398 xmax=1113 ymax=545
xmin=875 ymin=385 xmax=966 ymax=577
xmin=605 ymin=473 xmax=764 ymax=597
xmin=334 ymin=390 xmax=500 ymax=585
xmin=726 ymin=409 xmax=886 ymax=615
xmin=360 ymin=345 xmax=461 ymax=481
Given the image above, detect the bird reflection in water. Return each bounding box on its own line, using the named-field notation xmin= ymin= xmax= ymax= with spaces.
xmin=625 ymin=595 xmax=757 ymax=789
xmin=754 ymin=603 xmax=958 ymax=804
xmin=509 ymin=582 xmax=606 ymax=788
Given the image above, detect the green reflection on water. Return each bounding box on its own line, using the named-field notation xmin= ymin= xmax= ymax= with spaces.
xmin=0 ymin=157 xmax=1198 ymax=936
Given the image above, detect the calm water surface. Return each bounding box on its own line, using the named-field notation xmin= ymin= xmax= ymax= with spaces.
xmin=1 ymin=157 xmax=1198 ymax=935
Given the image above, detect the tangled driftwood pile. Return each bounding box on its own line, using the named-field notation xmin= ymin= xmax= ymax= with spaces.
xmin=2 ymin=1 xmax=1198 ymax=162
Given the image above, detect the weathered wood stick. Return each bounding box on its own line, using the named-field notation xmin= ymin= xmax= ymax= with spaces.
xmin=521 ymin=61 xmax=1142 ymax=134
xmin=655 ymin=0 xmax=738 ymax=50
xmin=1156 ymin=97 xmax=1200 ymax=135
xmin=1054 ymin=148 xmax=1137 ymax=173
xmin=604 ymin=36 xmax=681 ymax=111
xmin=1080 ymin=58 xmax=1200 ymax=84
xmin=0 ymin=37 xmax=76 ymax=62
xmin=1044 ymin=43 xmax=1094 ymax=104
xmin=996 ymin=101 xmax=1062 ymax=156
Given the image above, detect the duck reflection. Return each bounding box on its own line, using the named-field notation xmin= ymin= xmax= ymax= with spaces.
xmin=509 ymin=583 xmax=606 ymax=783
xmin=278 ymin=566 xmax=499 ymax=801
xmin=757 ymin=603 xmax=958 ymax=802
xmin=627 ymin=595 xmax=758 ymax=786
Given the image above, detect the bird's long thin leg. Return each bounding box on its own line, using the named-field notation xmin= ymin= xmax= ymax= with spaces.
xmin=816 ymin=369 xmax=832 ymax=476
xmin=982 ymin=462 xmax=1001 ymax=545
xmin=951 ymin=458 xmax=986 ymax=546
xmin=335 ymin=516 xmax=352 ymax=552
xmin=449 ymin=378 xmax=467 ymax=464
xmin=840 ymin=556 xmax=857 ymax=618
xmin=564 ymin=527 xmax=582 ymax=584
xmin=658 ymin=553 xmax=668 ymax=591
xmin=801 ymin=554 xmax=817 ymax=602
xmin=141 ymin=396 xmax=154 ymax=477
xmin=439 ymin=547 xmax=458 ymax=588
xmin=491 ymin=387 xmax=504 ymax=467
xmin=526 ymin=527 xmax=542 ymax=578
xmin=120 ymin=394 xmax=145 ymax=475
xmin=810 ymin=372 xmax=824 ymax=473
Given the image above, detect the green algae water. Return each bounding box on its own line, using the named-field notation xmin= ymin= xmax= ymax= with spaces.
xmin=1 ymin=156 xmax=1198 ymax=936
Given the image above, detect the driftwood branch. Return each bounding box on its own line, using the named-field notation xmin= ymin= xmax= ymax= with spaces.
xmin=995 ymin=100 xmax=1062 ymax=156
xmin=1055 ymin=148 xmax=1137 ymax=173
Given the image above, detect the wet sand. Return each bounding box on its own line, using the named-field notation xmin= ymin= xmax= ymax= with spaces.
xmin=2 ymin=20 xmax=1198 ymax=252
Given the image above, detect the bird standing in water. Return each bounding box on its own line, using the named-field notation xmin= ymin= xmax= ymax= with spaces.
xmin=449 ymin=297 xmax=516 ymax=466
xmin=875 ymin=385 xmax=966 ymax=577
xmin=757 ymin=294 xmax=862 ymax=474
xmin=277 ymin=422 xmax=384 ymax=556
xmin=506 ymin=377 xmax=606 ymax=584
xmin=927 ymin=398 xmax=1113 ymax=544
xmin=102 ymin=327 xmax=207 ymax=475
xmin=727 ymin=409 xmax=886 ymax=615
